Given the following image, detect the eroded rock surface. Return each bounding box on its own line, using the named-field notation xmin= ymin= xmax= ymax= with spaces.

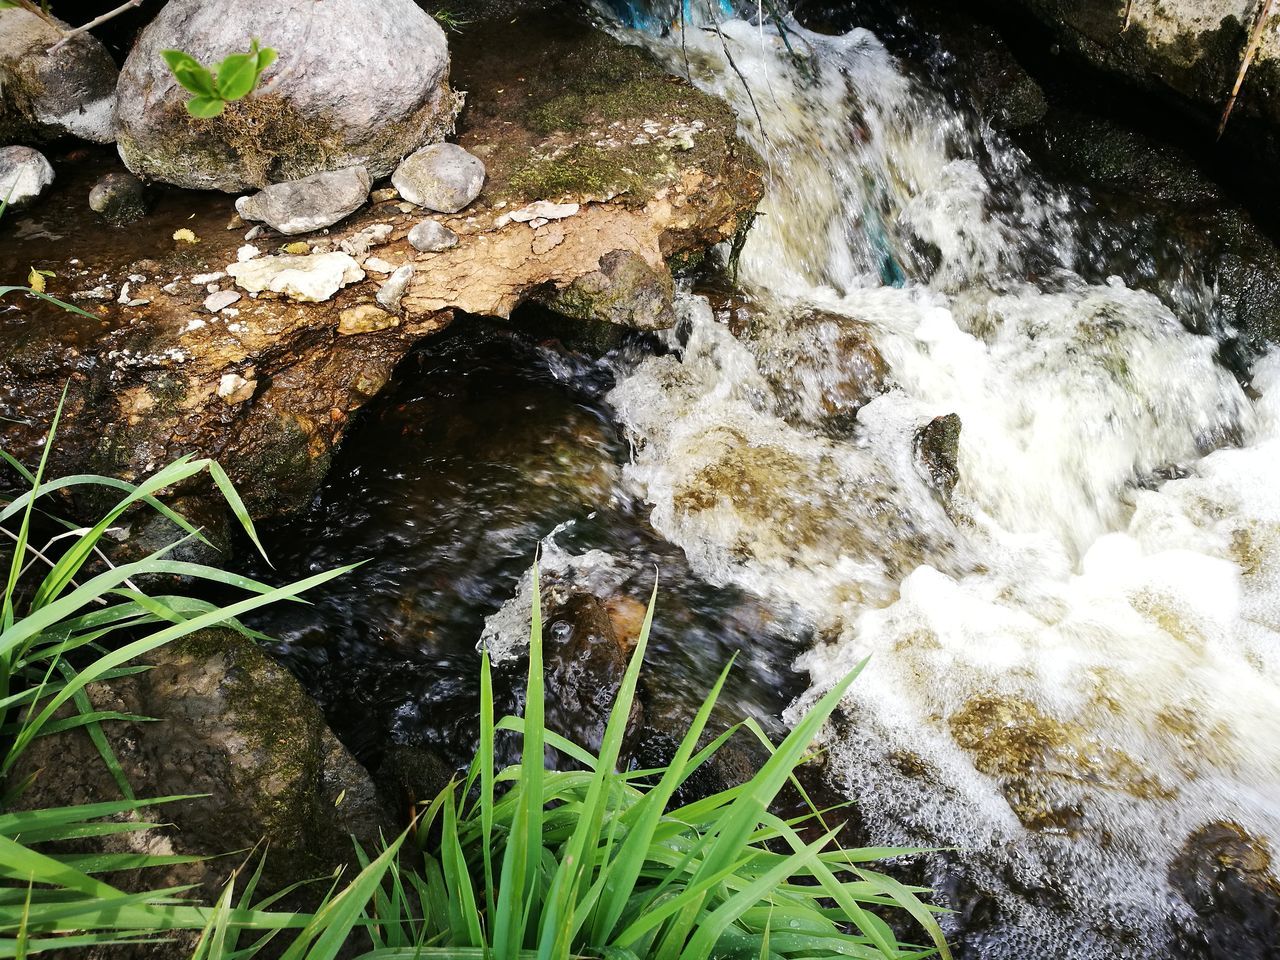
xmin=0 ymin=12 xmax=762 ymax=520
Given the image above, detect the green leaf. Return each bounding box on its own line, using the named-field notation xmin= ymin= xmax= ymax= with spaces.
xmin=185 ymin=96 xmax=226 ymax=119
xmin=215 ymin=52 xmax=259 ymax=102
xmin=162 ymin=51 xmax=217 ymax=98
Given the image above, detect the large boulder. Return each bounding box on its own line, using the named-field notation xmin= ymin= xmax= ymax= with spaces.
xmin=12 ymin=629 xmax=394 ymax=897
xmin=115 ymin=0 xmax=462 ymax=191
xmin=0 ymin=6 xmax=118 ymax=144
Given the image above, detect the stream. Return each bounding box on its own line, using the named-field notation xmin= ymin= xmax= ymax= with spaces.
xmin=251 ymin=7 xmax=1280 ymax=959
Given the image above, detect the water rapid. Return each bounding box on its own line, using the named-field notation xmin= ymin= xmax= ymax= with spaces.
xmin=600 ymin=16 xmax=1280 ymax=957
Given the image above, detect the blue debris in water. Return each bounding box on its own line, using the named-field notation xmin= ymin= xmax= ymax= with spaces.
xmin=601 ymin=0 xmax=737 ymax=33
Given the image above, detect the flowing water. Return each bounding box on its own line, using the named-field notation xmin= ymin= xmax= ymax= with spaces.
xmin=248 ymin=7 xmax=1280 ymax=956
xmin=590 ymin=14 xmax=1280 ymax=958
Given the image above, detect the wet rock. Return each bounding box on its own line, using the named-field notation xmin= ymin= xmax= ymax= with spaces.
xmin=755 ymin=309 xmax=890 ymax=428
xmin=116 ymin=0 xmax=461 ymax=191
xmin=542 ymin=249 xmax=676 ymax=329
xmin=391 ymin=143 xmax=486 ymax=213
xmin=1169 ymin=821 xmax=1280 ymax=958
xmin=236 ymin=166 xmax=372 ymax=236
xmin=0 ymin=145 xmax=53 ymax=208
xmin=339 ymin=303 xmax=400 ymax=335
xmin=408 ymin=218 xmax=459 ymax=252
xmin=1025 ymin=110 xmax=1280 ymax=347
xmin=376 ymin=263 xmax=415 ymax=311
xmin=11 ymin=629 xmax=393 ymax=898
xmin=89 ymin=171 xmax=148 ymax=225
xmin=376 ymin=745 xmax=455 ymax=811
xmin=0 ymin=6 xmax=117 ymax=144
xmin=915 ymin=413 xmax=962 ymax=501
xmin=545 ymin=593 xmax=642 ymax=755
xmin=980 ymin=0 xmax=1280 ymax=133
xmin=227 ymin=251 xmax=365 ymax=302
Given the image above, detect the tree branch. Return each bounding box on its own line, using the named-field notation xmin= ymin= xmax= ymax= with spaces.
xmin=46 ymin=0 xmax=147 ymax=54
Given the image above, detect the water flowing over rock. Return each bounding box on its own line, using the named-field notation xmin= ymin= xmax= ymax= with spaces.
xmin=391 ymin=143 xmax=486 ymax=213
xmin=0 ymin=145 xmax=53 ymax=207
xmin=603 ymin=16 xmax=1280 ymax=958
xmin=236 ymin=166 xmax=372 ymax=235
xmin=0 ymin=7 xmax=117 ymax=144
xmin=11 ymin=629 xmax=393 ymax=898
xmin=115 ymin=0 xmax=459 ymax=191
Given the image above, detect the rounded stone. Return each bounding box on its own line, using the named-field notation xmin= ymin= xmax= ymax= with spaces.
xmin=391 ymin=143 xmax=485 ymax=213
xmin=0 ymin=145 xmax=54 ymax=208
xmin=115 ymin=0 xmax=460 ymax=192
xmin=89 ymin=172 xmax=148 ymax=225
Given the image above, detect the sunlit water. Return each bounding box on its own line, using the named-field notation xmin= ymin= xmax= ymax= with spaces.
xmin=589 ymin=16 xmax=1280 ymax=958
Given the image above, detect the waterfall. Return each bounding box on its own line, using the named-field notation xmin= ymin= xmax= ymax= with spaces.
xmin=602 ymin=16 xmax=1280 ymax=956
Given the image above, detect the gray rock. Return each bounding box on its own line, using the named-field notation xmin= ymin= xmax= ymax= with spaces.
xmin=0 ymin=145 xmax=53 ymax=208
xmin=376 ymin=263 xmax=415 ymax=311
xmin=235 ymin=166 xmax=371 ymax=235
xmin=89 ymin=171 xmax=148 ymax=225
xmin=392 ymin=143 xmax=485 ymax=213
xmin=11 ymin=628 xmax=394 ymax=899
xmin=0 ymin=7 xmax=117 ymax=144
xmin=116 ymin=0 xmax=461 ymax=191
xmin=204 ymin=289 xmax=242 ymax=313
xmin=915 ymin=413 xmax=962 ymax=502
xmin=408 ymin=218 xmax=459 ymax=252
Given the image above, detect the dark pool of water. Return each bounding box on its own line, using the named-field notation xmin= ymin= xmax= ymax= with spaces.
xmin=246 ymin=319 xmax=809 ymax=772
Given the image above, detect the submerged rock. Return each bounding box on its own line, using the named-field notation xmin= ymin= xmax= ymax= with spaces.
xmin=227 ymin=251 xmax=365 ymax=302
xmin=1169 ymin=821 xmax=1280 ymax=958
xmin=236 ymin=166 xmax=372 ymax=235
xmin=0 ymin=145 xmax=53 ymax=208
xmin=12 ymin=629 xmax=393 ymax=897
xmin=89 ymin=171 xmax=148 ymax=225
xmin=391 ymin=143 xmax=486 ymax=213
xmin=0 ymin=7 xmax=117 ymax=144
xmin=116 ymin=0 xmax=460 ymax=191
xmin=545 ymin=593 xmax=642 ymax=755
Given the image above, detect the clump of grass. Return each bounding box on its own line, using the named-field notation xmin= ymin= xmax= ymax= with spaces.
xmin=228 ymin=569 xmax=952 ymax=960
xmin=1 ymin=414 xmax=949 ymax=958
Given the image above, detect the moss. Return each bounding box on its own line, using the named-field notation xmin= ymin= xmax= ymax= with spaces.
xmin=235 ymin=412 xmax=332 ymax=517
xmin=509 ymin=143 xmax=662 ymax=201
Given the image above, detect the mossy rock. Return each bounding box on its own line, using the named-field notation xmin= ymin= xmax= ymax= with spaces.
xmin=11 ymin=628 xmax=393 ymax=899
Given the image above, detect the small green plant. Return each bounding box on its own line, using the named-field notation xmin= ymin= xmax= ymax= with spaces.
xmin=162 ymin=39 xmax=277 ymax=119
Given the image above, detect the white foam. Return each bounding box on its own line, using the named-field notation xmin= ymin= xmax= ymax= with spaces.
xmin=603 ymin=15 xmax=1280 ymax=954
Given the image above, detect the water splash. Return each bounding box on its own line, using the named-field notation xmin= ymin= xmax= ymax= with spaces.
xmin=603 ymin=15 xmax=1280 ymax=955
